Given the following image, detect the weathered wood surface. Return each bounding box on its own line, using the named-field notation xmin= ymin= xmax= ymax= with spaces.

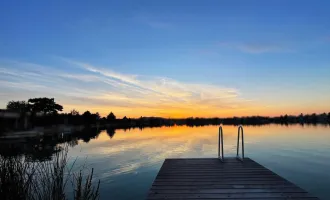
xmin=147 ymin=158 xmax=319 ymax=200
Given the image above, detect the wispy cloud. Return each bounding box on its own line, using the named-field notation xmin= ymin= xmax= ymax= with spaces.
xmin=0 ymin=80 xmax=46 ymax=90
xmin=237 ymin=44 xmax=284 ymax=54
xmin=0 ymin=59 xmax=256 ymax=117
xmin=219 ymin=42 xmax=290 ymax=54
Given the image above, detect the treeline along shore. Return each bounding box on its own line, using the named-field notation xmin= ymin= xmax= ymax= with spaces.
xmin=1 ymin=97 xmax=330 ymax=133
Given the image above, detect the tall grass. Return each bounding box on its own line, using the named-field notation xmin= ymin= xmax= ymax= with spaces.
xmin=0 ymin=156 xmax=36 ymax=200
xmin=0 ymin=146 xmax=100 ymax=200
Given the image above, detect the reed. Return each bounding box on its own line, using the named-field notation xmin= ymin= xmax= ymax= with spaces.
xmin=0 ymin=145 xmax=100 ymax=200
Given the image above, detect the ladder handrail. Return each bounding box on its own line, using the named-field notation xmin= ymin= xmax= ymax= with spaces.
xmin=218 ymin=126 xmax=224 ymax=162
xmin=236 ymin=125 xmax=244 ymax=161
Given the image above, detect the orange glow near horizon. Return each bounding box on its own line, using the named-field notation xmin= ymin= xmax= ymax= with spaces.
xmin=62 ymin=102 xmax=330 ymax=118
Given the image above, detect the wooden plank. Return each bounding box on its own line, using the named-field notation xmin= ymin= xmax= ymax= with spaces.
xmin=163 ymin=158 xmax=254 ymax=162
xmin=163 ymin=158 xmax=253 ymax=162
xmin=159 ymin=169 xmax=271 ymax=173
xmin=159 ymin=171 xmax=270 ymax=174
xmin=147 ymin=192 xmax=313 ymax=199
xmin=146 ymin=158 xmax=319 ymax=200
xmin=161 ymin=166 xmax=266 ymax=169
xmin=149 ymin=188 xmax=306 ymax=193
xmin=147 ymin=198 xmax=319 ymax=200
xmin=161 ymin=166 xmax=264 ymax=169
xmin=162 ymin=165 xmax=262 ymax=168
xmin=154 ymin=178 xmax=285 ymax=182
xmin=151 ymin=185 xmax=300 ymax=190
xmin=156 ymin=175 xmax=279 ymax=179
xmin=153 ymin=181 xmax=290 ymax=186
xmin=158 ymin=171 xmax=274 ymax=175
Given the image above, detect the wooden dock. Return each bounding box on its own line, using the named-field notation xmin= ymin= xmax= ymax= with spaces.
xmin=147 ymin=158 xmax=319 ymax=200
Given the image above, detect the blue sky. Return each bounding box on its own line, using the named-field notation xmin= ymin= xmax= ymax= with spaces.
xmin=0 ymin=0 xmax=330 ymax=117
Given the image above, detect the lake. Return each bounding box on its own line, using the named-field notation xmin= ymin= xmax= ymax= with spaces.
xmin=2 ymin=124 xmax=330 ymax=199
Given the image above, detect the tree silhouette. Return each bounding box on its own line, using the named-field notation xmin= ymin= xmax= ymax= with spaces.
xmin=107 ymin=112 xmax=116 ymax=121
xmin=82 ymin=111 xmax=92 ymax=124
xmin=28 ymin=97 xmax=63 ymax=115
xmin=6 ymin=101 xmax=30 ymax=112
xmin=82 ymin=111 xmax=99 ymax=125
xmin=95 ymin=112 xmax=100 ymax=120
xmin=82 ymin=111 xmax=91 ymax=116
xmin=70 ymin=109 xmax=80 ymax=116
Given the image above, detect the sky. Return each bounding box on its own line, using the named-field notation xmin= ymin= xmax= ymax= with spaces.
xmin=0 ymin=0 xmax=330 ymax=118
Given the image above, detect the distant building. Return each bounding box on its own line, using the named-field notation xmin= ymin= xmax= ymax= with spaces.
xmin=0 ymin=109 xmax=31 ymax=131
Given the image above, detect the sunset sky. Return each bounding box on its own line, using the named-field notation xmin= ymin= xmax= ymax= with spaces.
xmin=1 ymin=0 xmax=330 ymax=118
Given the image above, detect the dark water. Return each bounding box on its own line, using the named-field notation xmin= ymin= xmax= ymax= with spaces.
xmin=2 ymin=125 xmax=330 ymax=199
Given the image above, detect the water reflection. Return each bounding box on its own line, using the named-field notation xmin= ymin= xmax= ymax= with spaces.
xmin=0 ymin=125 xmax=329 ymax=200
xmin=106 ymin=128 xmax=116 ymax=138
xmin=0 ymin=127 xmax=102 ymax=161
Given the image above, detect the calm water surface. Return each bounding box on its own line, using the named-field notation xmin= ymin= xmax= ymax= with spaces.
xmin=66 ymin=125 xmax=330 ymax=200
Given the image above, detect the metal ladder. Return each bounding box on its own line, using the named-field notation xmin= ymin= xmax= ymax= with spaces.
xmin=218 ymin=125 xmax=245 ymax=162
